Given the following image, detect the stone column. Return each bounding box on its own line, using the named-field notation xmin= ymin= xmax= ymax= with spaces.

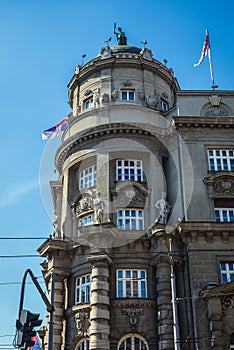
xmin=88 ymin=254 xmax=111 ymax=350
xmin=154 ymin=254 xmax=174 ymax=350
xmin=206 ymin=297 xmax=225 ymax=350
xmin=44 ymin=271 xmax=67 ymax=350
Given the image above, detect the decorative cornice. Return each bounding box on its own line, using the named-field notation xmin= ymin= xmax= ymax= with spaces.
xmin=56 ymin=121 xmax=174 ymax=174
xmin=173 ymin=116 xmax=234 ymax=129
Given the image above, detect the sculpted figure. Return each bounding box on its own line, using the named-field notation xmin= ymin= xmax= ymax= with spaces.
xmin=114 ymin=22 xmax=127 ymax=45
xmin=93 ymin=191 xmax=105 ymax=224
xmin=155 ymin=192 xmax=171 ymax=225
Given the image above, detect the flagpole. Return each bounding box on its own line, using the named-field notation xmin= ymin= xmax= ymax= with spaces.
xmin=193 ymin=29 xmax=218 ymax=90
xmin=207 ymin=30 xmax=218 ymax=90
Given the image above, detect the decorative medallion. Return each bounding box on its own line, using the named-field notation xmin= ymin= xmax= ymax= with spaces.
xmin=214 ymin=179 xmax=234 ymax=194
xmin=205 ymin=106 xmax=228 ymax=117
xmin=122 ymin=307 xmax=144 ymax=329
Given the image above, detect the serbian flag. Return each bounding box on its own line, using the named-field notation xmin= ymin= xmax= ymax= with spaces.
xmin=29 ymin=336 xmax=41 ymax=349
xmin=42 ymin=118 xmax=68 ymax=140
xmin=193 ymin=29 xmax=210 ymax=67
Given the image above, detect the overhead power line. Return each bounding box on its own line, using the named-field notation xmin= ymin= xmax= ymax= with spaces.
xmin=0 ymin=255 xmax=42 ymax=258
xmin=0 ymin=237 xmax=48 ymax=240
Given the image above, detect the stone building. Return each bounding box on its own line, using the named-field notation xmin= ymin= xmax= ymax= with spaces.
xmin=38 ymin=33 xmax=234 ymax=350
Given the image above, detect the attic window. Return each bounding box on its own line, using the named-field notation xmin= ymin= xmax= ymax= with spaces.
xmin=160 ymin=100 xmax=169 ymax=112
xmin=84 ymin=96 xmax=93 ymax=110
xmin=121 ymin=90 xmax=135 ymax=101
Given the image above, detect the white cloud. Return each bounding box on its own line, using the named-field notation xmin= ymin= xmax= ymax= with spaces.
xmin=0 ymin=179 xmax=39 ymax=207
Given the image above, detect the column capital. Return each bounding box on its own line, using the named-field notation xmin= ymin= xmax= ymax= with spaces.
xmin=151 ymin=253 xmax=171 ymax=266
xmin=87 ymin=254 xmax=112 ymax=266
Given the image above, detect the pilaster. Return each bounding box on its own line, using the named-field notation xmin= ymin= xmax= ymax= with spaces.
xmin=153 ymin=254 xmax=174 ymax=350
xmin=88 ymin=254 xmax=112 ymax=350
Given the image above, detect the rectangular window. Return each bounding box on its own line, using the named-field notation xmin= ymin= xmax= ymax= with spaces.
xmin=121 ymin=90 xmax=135 ymax=101
xmin=117 ymin=209 xmax=144 ymax=230
xmin=220 ymin=262 xmax=234 ymax=284
xmin=78 ymin=214 xmax=94 ymax=227
xmin=160 ymin=100 xmax=169 ymax=112
xmin=84 ymin=97 xmax=93 ymax=110
xmin=215 ymin=208 xmax=234 ymax=222
xmin=79 ymin=165 xmax=97 ymax=189
xmin=116 ymin=159 xmax=143 ymax=182
xmin=208 ymin=149 xmax=234 ymax=171
xmin=116 ymin=269 xmax=147 ymax=298
xmin=75 ymin=274 xmax=91 ymax=304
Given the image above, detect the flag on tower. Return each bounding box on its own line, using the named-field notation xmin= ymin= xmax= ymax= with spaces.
xmin=193 ymin=29 xmax=214 ymax=84
xmin=42 ymin=118 xmax=68 ymax=140
xmin=29 ymin=336 xmax=41 ymax=349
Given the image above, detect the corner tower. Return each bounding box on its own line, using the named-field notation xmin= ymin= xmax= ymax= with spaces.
xmin=39 ymin=38 xmax=182 ymax=350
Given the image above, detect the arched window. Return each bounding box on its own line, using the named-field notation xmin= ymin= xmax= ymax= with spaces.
xmin=230 ymin=333 xmax=234 ymax=350
xmin=76 ymin=338 xmax=89 ymax=350
xmin=117 ymin=333 xmax=149 ymax=350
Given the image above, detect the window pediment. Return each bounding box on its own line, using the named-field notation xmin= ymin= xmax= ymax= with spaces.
xmin=111 ymin=181 xmax=149 ymax=208
xmin=200 ymin=95 xmax=232 ymax=116
xmin=204 ymin=173 xmax=234 ymax=197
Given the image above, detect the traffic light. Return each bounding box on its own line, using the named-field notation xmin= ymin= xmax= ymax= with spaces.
xmin=16 ymin=309 xmax=42 ymax=349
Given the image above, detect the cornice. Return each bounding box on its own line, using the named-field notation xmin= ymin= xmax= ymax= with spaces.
xmin=67 ymin=49 xmax=179 ymax=91
xmin=56 ymin=121 xmax=172 ymax=174
xmin=177 ymin=90 xmax=234 ymax=97
xmin=173 ymin=116 xmax=234 ymax=129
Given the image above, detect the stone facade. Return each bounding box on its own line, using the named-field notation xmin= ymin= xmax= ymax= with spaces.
xmin=38 ymin=43 xmax=234 ymax=350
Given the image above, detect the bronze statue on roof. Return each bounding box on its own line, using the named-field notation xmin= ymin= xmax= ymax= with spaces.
xmin=114 ymin=22 xmax=127 ymax=45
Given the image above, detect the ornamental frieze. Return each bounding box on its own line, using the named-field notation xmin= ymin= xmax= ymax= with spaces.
xmin=118 ymin=187 xmax=145 ymax=207
xmin=221 ymin=295 xmax=234 ymax=312
xmin=122 ymin=307 xmax=144 ymax=329
xmin=214 ymin=179 xmax=234 ymax=194
xmin=205 ymin=106 xmax=228 ymax=117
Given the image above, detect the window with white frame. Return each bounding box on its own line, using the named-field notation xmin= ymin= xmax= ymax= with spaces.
xmin=116 ymin=160 xmax=143 ymax=182
xmin=78 ymin=214 xmax=94 ymax=227
xmin=75 ymin=274 xmax=91 ymax=304
xmin=220 ymin=262 xmax=234 ymax=284
xmin=116 ymin=269 xmax=147 ymax=298
xmin=208 ymin=149 xmax=234 ymax=171
xmin=214 ymin=199 xmax=234 ymax=222
xmin=117 ymin=209 xmax=144 ymax=230
xmin=84 ymin=96 xmax=93 ymax=110
xmin=118 ymin=334 xmax=149 ymax=350
xmin=79 ymin=165 xmax=97 ymax=189
xmin=121 ymin=89 xmax=135 ymax=101
xmin=76 ymin=339 xmax=89 ymax=350
xmin=160 ymin=100 xmax=169 ymax=112
xmin=215 ymin=208 xmax=234 ymax=222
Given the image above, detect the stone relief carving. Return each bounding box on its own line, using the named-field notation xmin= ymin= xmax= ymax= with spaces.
xmin=205 ymin=106 xmax=228 ymax=117
xmin=72 ymin=190 xmax=105 ymax=224
xmin=123 ymin=80 xmax=132 ymax=87
xmin=75 ymin=311 xmax=89 ymax=336
xmin=214 ymin=179 xmax=234 ymax=194
xmin=118 ymin=187 xmax=144 ymax=207
xmin=76 ymin=196 xmax=93 ymax=215
xmin=208 ymin=95 xmax=221 ymax=106
xmin=138 ymin=91 xmax=145 ymax=100
xmin=111 ymin=89 xmax=118 ymax=100
xmin=101 ymin=93 xmax=109 ymax=103
xmin=122 ymin=307 xmax=143 ymax=329
xmin=221 ymin=295 xmax=234 ymax=311
xmin=147 ymin=95 xmax=158 ymax=109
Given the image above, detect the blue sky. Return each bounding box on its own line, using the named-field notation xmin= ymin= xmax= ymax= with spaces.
xmin=0 ymin=0 xmax=234 ymax=348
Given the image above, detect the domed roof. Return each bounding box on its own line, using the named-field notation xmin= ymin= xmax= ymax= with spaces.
xmin=110 ymin=45 xmax=142 ymax=54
